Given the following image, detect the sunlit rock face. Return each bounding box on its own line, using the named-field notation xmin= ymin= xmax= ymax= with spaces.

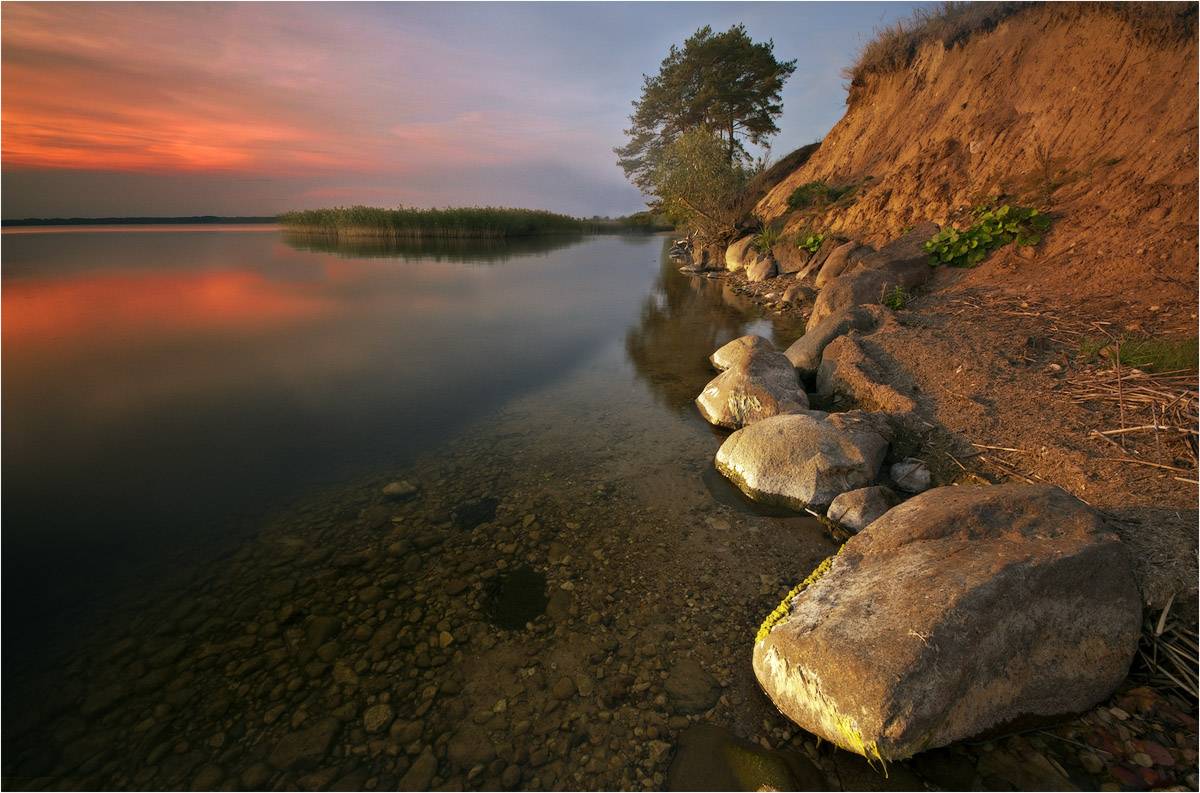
xmin=714 ymin=411 xmax=887 ymax=510
xmin=784 ymin=303 xmax=883 ymax=382
xmin=753 ymin=484 xmax=1142 ymax=762
xmin=709 ymin=334 xmax=777 ymax=372
xmin=696 ymin=345 xmax=809 ymax=430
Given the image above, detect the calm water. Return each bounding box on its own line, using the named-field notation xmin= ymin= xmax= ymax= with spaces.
xmin=2 ymin=226 xmax=821 ymax=789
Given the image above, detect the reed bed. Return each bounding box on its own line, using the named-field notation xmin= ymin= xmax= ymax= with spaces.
xmin=278 ymin=205 xmax=587 ymax=239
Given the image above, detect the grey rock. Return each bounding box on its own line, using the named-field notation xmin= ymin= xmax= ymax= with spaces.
xmin=890 ymin=458 xmax=932 ymax=493
xmin=854 ymin=221 xmax=939 ymax=289
xmin=697 ymin=346 xmax=809 ymax=429
xmin=746 ymin=253 xmax=778 ymax=282
xmin=782 ymin=282 xmax=817 ymax=304
xmin=753 ymin=484 xmax=1142 ymax=761
xmin=267 ymin=717 xmax=340 ymax=772
xmin=772 ymin=238 xmax=810 ymax=275
xmin=709 ymin=334 xmax=776 ymax=372
xmin=827 ymin=486 xmax=901 ymax=533
xmin=815 ymin=241 xmax=870 ymax=289
xmin=817 ymin=335 xmax=917 ymax=413
xmin=784 ymin=304 xmax=885 ymax=382
xmin=716 ymin=412 xmax=889 ymax=510
xmin=724 ymin=237 xmax=756 ymax=272
xmin=807 ymin=268 xmax=902 ymax=331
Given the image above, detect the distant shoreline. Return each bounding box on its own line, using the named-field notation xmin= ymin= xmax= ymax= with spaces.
xmin=1 ymin=216 xmax=277 ymax=227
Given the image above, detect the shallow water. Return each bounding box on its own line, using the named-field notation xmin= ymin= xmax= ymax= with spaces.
xmin=2 ymin=227 xmax=832 ymax=790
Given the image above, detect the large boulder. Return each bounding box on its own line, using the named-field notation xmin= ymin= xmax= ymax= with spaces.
xmin=793 ymin=235 xmax=848 ymax=281
xmin=715 ymin=412 xmax=888 ymax=510
xmin=697 ymin=346 xmax=809 ymax=429
xmin=710 ymin=334 xmax=776 ymax=372
xmin=854 ymin=221 xmax=939 ymax=289
xmin=815 ymin=241 xmax=871 ymax=289
xmin=807 ymin=268 xmax=902 ymax=331
xmin=745 ymin=253 xmax=778 ymax=282
xmin=725 ymin=237 xmax=756 ymax=272
xmin=753 ymin=484 xmax=1142 ymax=762
xmin=816 ymin=335 xmax=917 ymax=413
xmin=784 ymin=304 xmax=884 ymax=383
xmin=772 ymin=238 xmax=810 ymax=275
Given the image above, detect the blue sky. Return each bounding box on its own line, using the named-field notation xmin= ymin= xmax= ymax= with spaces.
xmin=2 ymin=2 xmax=926 ymax=219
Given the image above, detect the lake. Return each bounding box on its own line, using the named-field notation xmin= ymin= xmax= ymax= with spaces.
xmin=1 ymin=226 xmax=833 ymax=790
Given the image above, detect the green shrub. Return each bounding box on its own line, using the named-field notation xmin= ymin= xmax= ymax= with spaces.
xmin=881 ymin=285 xmax=908 ymax=309
xmin=924 ymin=204 xmax=1049 ymax=267
xmin=752 ymin=223 xmax=782 ymax=253
xmin=277 ymin=205 xmax=585 ymax=238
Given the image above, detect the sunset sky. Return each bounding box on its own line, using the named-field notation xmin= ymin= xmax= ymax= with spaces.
xmin=2 ymin=2 xmax=923 ymax=220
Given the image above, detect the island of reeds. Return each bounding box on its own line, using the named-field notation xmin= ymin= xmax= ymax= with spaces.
xmin=277 ymin=205 xmax=589 ymax=239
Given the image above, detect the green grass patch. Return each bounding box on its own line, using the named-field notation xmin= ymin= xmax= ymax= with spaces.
xmin=786 ymin=180 xmax=858 ymax=212
xmin=881 ymin=285 xmax=908 ymax=309
xmin=1078 ymin=335 xmax=1199 ymax=373
xmin=925 ymin=204 xmax=1049 ymax=267
xmin=752 ymin=223 xmax=782 ymax=253
xmin=278 ymin=205 xmax=588 ymax=238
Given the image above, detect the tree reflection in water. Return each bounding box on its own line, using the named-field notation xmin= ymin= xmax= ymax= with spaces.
xmin=625 ymin=246 xmax=806 ymax=413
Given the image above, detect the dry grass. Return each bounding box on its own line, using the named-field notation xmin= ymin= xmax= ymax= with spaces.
xmin=843 ymin=2 xmax=1197 ymax=104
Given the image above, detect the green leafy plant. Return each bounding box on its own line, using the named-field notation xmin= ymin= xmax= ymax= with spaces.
xmin=797 ymin=231 xmax=826 ymax=253
xmin=752 ymin=223 xmax=781 ymax=253
xmin=924 ymin=204 xmax=1050 ymax=268
xmin=881 ymin=285 xmax=907 ymax=309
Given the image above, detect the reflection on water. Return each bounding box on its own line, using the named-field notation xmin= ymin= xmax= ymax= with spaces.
xmin=626 ymin=260 xmax=806 ymax=413
xmin=1 ymin=228 xmax=833 ymax=792
xmin=280 ymin=230 xmax=589 ymax=263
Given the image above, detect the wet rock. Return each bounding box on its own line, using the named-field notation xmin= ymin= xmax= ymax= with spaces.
xmin=890 ymin=458 xmax=931 ymax=493
xmin=754 ymin=484 xmax=1142 ymax=761
xmin=383 ymin=480 xmax=419 ymax=501
xmin=715 ymin=412 xmax=888 ymax=510
xmin=826 ymin=486 xmax=901 ymax=533
xmin=807 ymin=269 xmax=902 ymax=332
xmin=363 ymin=703 xmax=394 ymax=734
xmin=696 ymin=346 xmax=809 ymax=430
xmin=307 ymin=616 xmax=342 ymax=648
xmin=784 ymin=304 xmax=884 ymax=383
xmin=664 ymin=659 xmax=721 ymax=714
xmin=854 ymin=221 xmax=939 ymax=290
xmin=552 ymin=677 xmax=576 ymax=700
xmin=398 ymin=751 xmax=437 ymax=791
xmin=267 ymin=717 xmax=340 ymax=772
xmin=709 ymin=334 xmax=776 ymax=372
xmin=665 ymin=724 xmax=824 ymax=791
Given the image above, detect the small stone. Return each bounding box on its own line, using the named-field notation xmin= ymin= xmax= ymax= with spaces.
xmin=501 ymin=764 xmax=522 ymax=789
xmin=438 ymin=631 xmax=454 ymax=649
xmin=383 ymin=480 xmax=418 ymax=500
xmin=398 ymin=752 xmax=437 ymax=790
xmin=552 ymin=677 xmax=576 ymax=700
xmin=1078 ymin=749 xmax=1105 ymax=775
xmin=890 ymin=458 xmax=931 ymax=493
xmin=363 ymin=703 xmax=394 ymax=734
xmin=1132 ymin=752 xmax=1154 ymax=768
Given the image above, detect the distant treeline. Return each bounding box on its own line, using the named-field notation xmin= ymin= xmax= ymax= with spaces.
xmin=2 ymin=216 xmax=277 ymax=227
xmin=277 ymin=205 xmax=671 ymax=238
